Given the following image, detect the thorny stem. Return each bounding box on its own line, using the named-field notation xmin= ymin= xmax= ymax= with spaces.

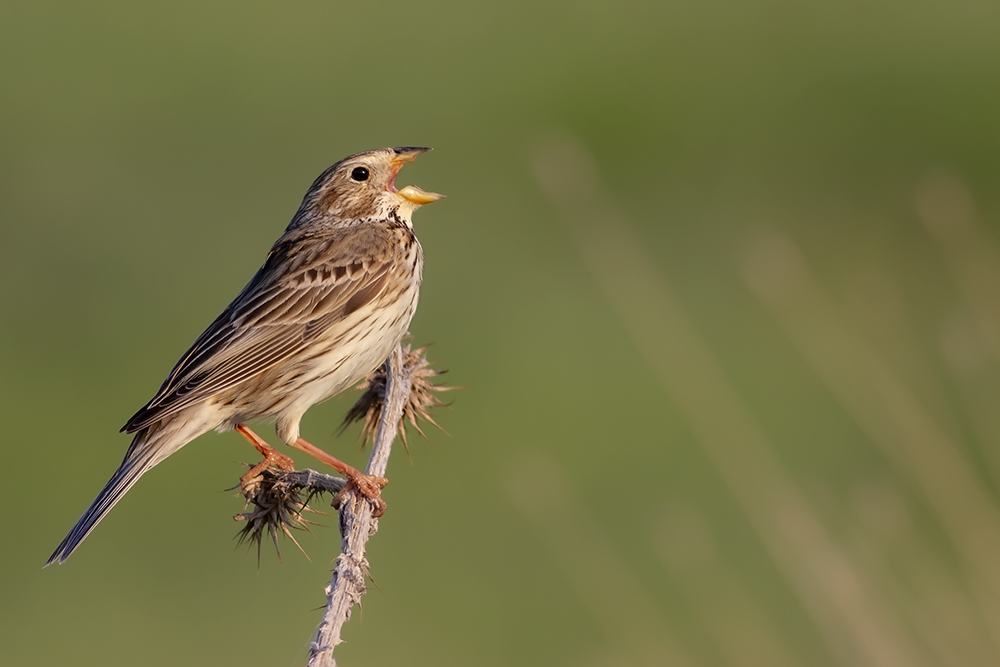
xmin=305 ymin=344 xmax=412 ymax=667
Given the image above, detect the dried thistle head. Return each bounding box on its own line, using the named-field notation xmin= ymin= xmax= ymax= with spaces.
xmin=235 ymin=468 xmax=332 ymax=562
xmin=340 ymin=343 xmax=456 ymax=452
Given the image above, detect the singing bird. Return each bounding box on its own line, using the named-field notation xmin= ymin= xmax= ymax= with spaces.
xmin=46 ymin=147 xmax=443 ymax=565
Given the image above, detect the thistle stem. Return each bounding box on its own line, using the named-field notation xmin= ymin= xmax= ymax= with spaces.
xmin=306 ymin=344 xmax=411 ymax=667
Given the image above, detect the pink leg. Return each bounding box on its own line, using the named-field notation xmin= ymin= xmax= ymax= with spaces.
xmin=236 ymin=424 xmax=295 ymax=487
xmin=290 ymin=437 xmax=388 ymax=515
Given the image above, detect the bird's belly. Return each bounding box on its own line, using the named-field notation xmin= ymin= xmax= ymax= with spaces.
xmin=231 ymin=285 xmax=419 ymax=440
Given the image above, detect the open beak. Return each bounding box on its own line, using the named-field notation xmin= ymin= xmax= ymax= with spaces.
xmin=389 ymin=147 xmax=445 ymax=205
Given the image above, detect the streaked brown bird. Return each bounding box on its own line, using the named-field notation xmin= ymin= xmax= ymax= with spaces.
xmin=46 ymin=146 xmax=443 ymax=565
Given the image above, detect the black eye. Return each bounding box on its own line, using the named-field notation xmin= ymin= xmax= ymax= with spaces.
xmin=350 ymin=166 xmax=370 ymax=182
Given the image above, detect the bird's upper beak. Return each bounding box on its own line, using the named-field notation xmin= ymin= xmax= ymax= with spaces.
xmin=389 ymin=147 xmax=445 ymax=205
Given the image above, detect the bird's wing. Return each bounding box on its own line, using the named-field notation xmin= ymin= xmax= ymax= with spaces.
xmin=122 ymin=224 xmax=405 ymax=433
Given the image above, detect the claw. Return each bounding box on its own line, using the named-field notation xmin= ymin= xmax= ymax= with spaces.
xmin=332 ymin=470 xmax=389 ymax=516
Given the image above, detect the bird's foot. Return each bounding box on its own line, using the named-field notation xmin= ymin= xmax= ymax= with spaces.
xmin=332 ymin=467 xmax=389 ymax=517
xmin=290 ymin=436 xmax=388 ymax=516
xmin=236 ymin=424 xmax=296 ymax=494
xmin=240 ymin=449 xmax=296 ymax=490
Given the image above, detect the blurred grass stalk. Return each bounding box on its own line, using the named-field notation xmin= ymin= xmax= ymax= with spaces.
xmin=507 ymin=452 xmax=694 ymax=667
xmin=916 ymin=172 xmax=1000 ymax=485
xmin=654 ymin=504 xmax=798 ymax=667
xmin=742 ymin=230 xmax=1000 ymax=653
xmin=915 ymin=172 xmax=1000 ymax=366
xmin=532 ymin=132 xmax=1000 ymax=666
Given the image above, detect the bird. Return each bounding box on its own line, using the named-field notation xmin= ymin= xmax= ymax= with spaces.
xmin=45 ymin=146 xmax=443 ymax=566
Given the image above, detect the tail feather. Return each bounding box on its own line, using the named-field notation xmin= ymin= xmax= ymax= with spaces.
xmin=44 ymin=424 xmax=189 ymax=567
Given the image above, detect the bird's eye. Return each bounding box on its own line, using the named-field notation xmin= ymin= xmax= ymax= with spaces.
xmin=350 ymin=166 xmax=370 ymax=182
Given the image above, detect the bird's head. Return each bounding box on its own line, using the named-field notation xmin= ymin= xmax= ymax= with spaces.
xmin=297 ymin=147 xmax=444 ymax=228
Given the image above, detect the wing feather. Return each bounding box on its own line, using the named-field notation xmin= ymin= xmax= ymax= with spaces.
xmin=122 ymin=225 xmax=402 ymax=433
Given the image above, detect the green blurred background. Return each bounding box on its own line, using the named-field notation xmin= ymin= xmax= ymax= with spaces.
xmin=4 ymin=1 xmax=1000 ymax=665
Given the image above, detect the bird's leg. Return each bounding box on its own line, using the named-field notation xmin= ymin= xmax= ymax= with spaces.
xmin=291 ymin=437 xmax=388 ymax=516
xmin=236 ymin=424 xmax=295 ymax=490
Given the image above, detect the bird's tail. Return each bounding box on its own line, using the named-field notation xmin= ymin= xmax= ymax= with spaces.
xmin=44 ymin=421 xmax=193 ymax=566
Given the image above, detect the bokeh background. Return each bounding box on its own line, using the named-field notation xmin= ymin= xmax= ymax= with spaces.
xmin=3 ymin=1 xmax=1000 ymax=665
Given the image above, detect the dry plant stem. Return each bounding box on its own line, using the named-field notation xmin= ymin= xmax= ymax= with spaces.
xmin=268 ymin=468 xmax=347 ymax=494
xmin=307 ymin=344 xmax=411 ymax=667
